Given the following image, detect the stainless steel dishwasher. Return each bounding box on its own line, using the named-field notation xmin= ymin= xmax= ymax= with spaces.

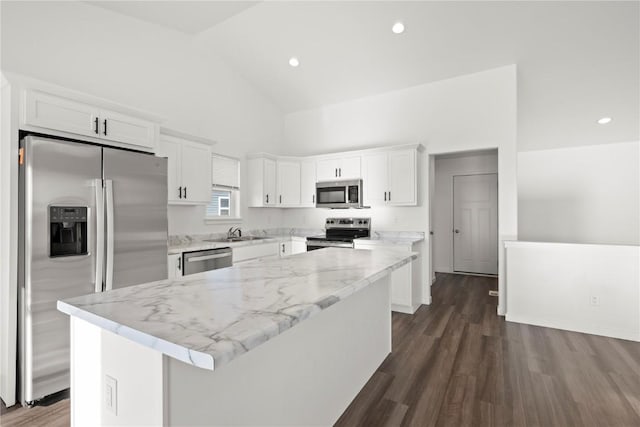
xmin=182 ymin=247 xmax=233 ymax=276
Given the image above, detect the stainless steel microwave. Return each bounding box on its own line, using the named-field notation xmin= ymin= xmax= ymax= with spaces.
xmin=316 ymin=179 xmax=364 ymax=209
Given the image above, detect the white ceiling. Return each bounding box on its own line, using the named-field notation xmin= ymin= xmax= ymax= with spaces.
xmin=84 ymin=1 xmax=639 ymax=150
xmin=88 ymin=1 xmax=260 ymax=34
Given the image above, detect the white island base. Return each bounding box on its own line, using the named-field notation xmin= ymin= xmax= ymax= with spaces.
xmin=70 ymin=275 xmax=391 ymax=426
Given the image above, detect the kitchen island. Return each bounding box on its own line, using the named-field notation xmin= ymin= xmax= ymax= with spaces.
xmin=57 ymin=248 xmax=417 ymax=426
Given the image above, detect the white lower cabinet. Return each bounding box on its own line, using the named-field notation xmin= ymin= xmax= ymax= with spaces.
xmin=354 ymin=241 xmax=421 ymax=314
xmin=279 ymin=238 xmax=307 ymax=257
xmin=167 ymin=254 xmax=182 ymax=280
xmin=232 ymin=243 xmax=279 ymax=264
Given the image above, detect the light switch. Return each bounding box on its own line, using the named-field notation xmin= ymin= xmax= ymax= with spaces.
xmin=105 ymin=375 xmax=118 ymax=415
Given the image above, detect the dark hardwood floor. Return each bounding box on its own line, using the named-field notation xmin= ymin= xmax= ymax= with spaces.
xmin=2 ymin=273 xmax=639 ymax=426
xmin=336 ymin=273 xmax=640 ymax=427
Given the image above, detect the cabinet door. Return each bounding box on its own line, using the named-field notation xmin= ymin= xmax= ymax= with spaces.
xmin=300 ymin=161 xmax=316 ymax=207
xmin=24 ymin=90 xmax=99 ymax=138
xmin=291 ymin=240 xmax=307 ymax=254
xmin=157 ymin=137 xmax=182 ymax=203
xmin=279 ymin=241 xmax=293 ymax=257
xmin=362 ymin=153 xmax=388 ymax=206
xmin=316 ymin=158 xmax=339 ymax=181
xmin=168 ymin=254 xmax=181 ymax=280
xmin=388 ymin=149 xmax=417 ymax=206
xmin=263 ymin=158 xmax=277 ymax=206
xmin=339 ymin=156 xmax=361 ymax=180
xmin=181 ymin=142 xmax=212 ymax=204
xmin=277 ymin=160 xmax=301 ymax=206
xmin=100 ymin=109 xmax=156 ymax=149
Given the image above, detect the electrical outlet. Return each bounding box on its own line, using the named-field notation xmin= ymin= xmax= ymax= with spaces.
xmin=590 ymin=295 xmax=600 ymax=306
xmin=105 ymin=375 xmax=118 ymax=415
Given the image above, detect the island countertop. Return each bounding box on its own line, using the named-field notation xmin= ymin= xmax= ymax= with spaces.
xmin=57 ymin=248 xmax=417 ymax=371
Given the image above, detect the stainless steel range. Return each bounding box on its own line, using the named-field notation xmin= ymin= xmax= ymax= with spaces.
xmin=306 ymin=218 xmax=371 ymax=251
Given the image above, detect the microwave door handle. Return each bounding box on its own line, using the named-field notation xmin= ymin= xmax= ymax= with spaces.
xmin=105 ymin=179 xmax=114 ymax=291
xmin=94 ymin=179 xmax=105 ymax=292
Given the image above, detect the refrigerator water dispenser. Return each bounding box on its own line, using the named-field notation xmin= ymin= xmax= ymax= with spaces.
xmin=49 ymin=206 xmax=87 ymax=257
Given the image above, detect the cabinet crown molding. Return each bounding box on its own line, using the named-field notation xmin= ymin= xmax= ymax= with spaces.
xmin=3 ymin=72 xmax=164 ymax=124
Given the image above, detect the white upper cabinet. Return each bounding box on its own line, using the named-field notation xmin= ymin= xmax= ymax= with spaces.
xmin=24 ymin=90 xmax=99 ymax=138
xmin=180 ymin=142 xmax=212 ymax=203
xmin=387 ymin=150 xmax=417 ymax=206
xmin=362 ymin=148 xmax=417 ymax=207
xmin=158 ymin=135 xmax=212 ymax=205
xmin=362 ymin=152 xmax=388 ymax=206
xmin=98 ymin=109 xmax=156 ymax=149
xmin=248 ymin=157 xmax=277 ymax=207
xmin=247 ymin=145 xmax=418 ymax=209
xmin=23 ymin=89 xmax=158 ymax=151
xmin=300 ymin=160 xmax=316 ymax=207
xmin=277 ymin=160 xmax=301 ymax=206
xmin=316 ymin=156 xmax=361 ymax=181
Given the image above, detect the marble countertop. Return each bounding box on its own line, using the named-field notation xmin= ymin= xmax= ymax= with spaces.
xmin=168 ymin=236 xmax=284 ymax=255
xmin=168 ymin=230 xmax=423 ymax=254
xmin=58 ymin=248 xmax=417 ymax=371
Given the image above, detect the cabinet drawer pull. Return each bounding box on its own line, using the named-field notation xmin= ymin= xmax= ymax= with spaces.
xmin=266 ymin=194 xmax=269 ymax=203
xmin=94 ymin=117 xmax=99 ymax=134
xmin=184 ymin=187 xmax=187 ymax=199
xmin=103 ymin=119 xmax=107 ymax=136
xmin=384 ymin=192 xmax=387 ymax=201
xmin=279 ymin=195 xmax=282 ymax=204
xmin=179 ymin=186 xmax=182 ymax=199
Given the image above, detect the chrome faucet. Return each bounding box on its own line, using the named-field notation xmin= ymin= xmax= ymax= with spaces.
xmin=227 ymin=227 xmax=242 ymax=239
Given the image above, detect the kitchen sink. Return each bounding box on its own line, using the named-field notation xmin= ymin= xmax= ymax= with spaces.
xmin=202 ymin=236 xmax=269 ymax=243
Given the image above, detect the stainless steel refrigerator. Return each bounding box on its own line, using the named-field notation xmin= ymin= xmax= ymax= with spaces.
xmin=18 ymin=135 xmax=168 ymax=405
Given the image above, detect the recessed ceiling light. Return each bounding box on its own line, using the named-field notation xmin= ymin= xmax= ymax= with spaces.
xmin=289 ymin=57 xmax=299 ymax=67
xmin=597 ymin=117 xmax=612 ymax=124
xmin=392 ymin=22 xmax=405 ymax=34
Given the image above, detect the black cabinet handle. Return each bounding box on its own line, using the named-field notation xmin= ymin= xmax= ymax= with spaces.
xmin=184 ymin=187 xmax=187 ymax=199
xmin=266 ymin=194 xmax=269 ymax=203
xmin=339 ymin=168 xmax=342 ymax=177
xmin=282 ymin=244 xmax=285 ymax=253
xmin=178 ymin=257 xmax=181 ymax=270
xmin=335 ymin=168 xmax=338 ymax=177
xmin=388 ymin=191 xmax=391 ymax=201
xmin=384 ymin=192 xmax=387 ymax=201
xmin=279 ymin=195 xmax=282 ymax=204
xmin=178 ymin=186 xmax=182 ymax=199
xmin=94 ymin=117 xmax=99 ymax=134
xmin=313 ymin=194 xmax=315 ymax=204
xmin=103 ymin=119 xmax=107 ymax=136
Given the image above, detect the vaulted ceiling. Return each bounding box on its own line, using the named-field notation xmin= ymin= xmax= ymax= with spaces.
xmin=85 ymin=1 xmax=639 ymax=149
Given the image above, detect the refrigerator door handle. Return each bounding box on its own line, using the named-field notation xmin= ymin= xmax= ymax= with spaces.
xmin=105 ymin=179 xmax=115 ymax=291
xmin=94 ymin=179 xmax=105 ymax=293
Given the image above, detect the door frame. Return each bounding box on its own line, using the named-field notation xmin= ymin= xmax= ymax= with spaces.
xmin=426 ymin=145 xmax=516 ymax=318
xmin=451 ymin=172 xmax=499 ymax=276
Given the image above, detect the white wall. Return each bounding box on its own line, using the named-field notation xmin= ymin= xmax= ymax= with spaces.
xmin=518 ymin=141 xmax=640 ymax=245
xmin=433 ymin=151 xmax=498 ymax=273
xmin=505 ymin=241 xmax=640 ymax=342
xmin=282 ymin=65 xmax=518 ymax=312
xmin=0 ymin=0 xmax=284 ymax=236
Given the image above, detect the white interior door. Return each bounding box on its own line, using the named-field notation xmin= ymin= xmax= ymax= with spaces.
xmin=453 ymin=174 xmax=498 ymax=275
